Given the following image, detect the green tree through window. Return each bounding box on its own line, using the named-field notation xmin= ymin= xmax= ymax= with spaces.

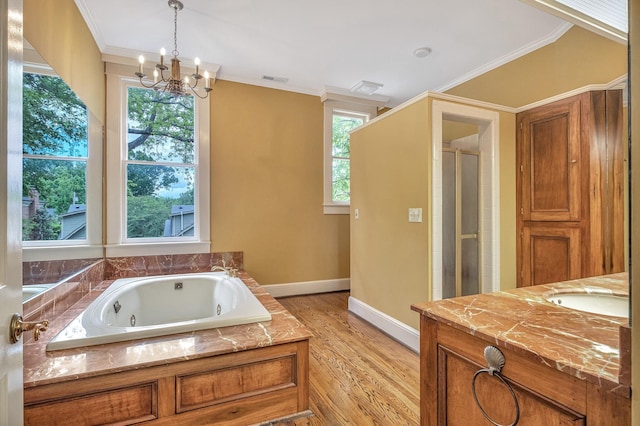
xmin=22 ymin=73 xmax=88 ymax=241
xmin=332 ymin=112 xmax=365 ymax=202
xmin=125 ymin=87 xmax=196 ymax=238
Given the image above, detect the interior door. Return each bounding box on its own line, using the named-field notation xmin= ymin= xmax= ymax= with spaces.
xmin=0 ymin=0 xmax=24 ymax=424
xmin=442 ymin=147 xmax=481 ymax=298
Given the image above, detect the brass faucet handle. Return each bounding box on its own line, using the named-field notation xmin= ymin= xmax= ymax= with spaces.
xmin=9 ymin=313 xmax=49 ymax=344
xmin=29 ymin=320 xmax=49 ymax=341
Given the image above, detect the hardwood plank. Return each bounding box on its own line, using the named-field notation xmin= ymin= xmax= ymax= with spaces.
xmin=273 ymin=291 xmax=420 ymax=425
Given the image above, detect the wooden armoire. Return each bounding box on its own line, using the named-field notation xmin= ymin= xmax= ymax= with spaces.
xmin=516 ymin=90 xmax=624 ymax=287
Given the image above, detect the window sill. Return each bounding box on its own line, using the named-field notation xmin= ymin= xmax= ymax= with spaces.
xmin=23 ymin=245 xmax=104 ymax=262
xmin=104 ymin=241 xmax=211 ymax=258
xmin=324 ymin=204 xmax=350 ymax=215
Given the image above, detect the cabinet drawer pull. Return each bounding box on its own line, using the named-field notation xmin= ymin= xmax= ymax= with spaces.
xmin=471 ymin=346 xmax=520 ymax=426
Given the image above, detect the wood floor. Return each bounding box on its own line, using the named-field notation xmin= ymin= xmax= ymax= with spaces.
xmin=270 ymin=291 xmax=420 ymax=426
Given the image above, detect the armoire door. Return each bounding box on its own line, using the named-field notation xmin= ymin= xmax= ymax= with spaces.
xmin=521 ymin=226 xmax=581 ymax=286
xmin=520 ymin=96 xmax=582 ymax=222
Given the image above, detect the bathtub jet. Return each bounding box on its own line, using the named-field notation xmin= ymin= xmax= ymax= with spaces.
xmin=46 ymin=272 xmax=272 ymax=351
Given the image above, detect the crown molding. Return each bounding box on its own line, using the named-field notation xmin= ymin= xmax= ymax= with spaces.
xmin=74 ymin=0 xmax=106 ymax=51
xmin=514 ymin=74 xmax=628 ymax=112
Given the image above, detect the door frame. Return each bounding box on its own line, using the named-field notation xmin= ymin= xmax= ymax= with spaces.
xmin=431 ymin=100 xmax=500 ymax=300
xmin=0 ymin=0 xmax=24 ymax=424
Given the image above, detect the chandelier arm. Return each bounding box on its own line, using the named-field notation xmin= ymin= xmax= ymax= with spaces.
xmin=138 ymin=77 xmax=166 ymax=91
xmin=186 ymin=83 xmax=212 ymax=99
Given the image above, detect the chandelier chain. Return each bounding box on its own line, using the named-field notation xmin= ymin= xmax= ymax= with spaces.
xmin=172 ymin=4 xmax=179 ymax=58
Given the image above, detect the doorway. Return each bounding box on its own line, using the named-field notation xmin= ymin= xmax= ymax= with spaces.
xmin=431 ymin=100 xmax=500 ymax=300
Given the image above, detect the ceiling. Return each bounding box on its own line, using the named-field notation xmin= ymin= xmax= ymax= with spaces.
xmin=75 ymin=0 xmax=579 ymax=107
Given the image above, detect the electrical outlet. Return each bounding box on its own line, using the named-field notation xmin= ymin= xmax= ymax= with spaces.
xmin=408 ymin=208 xmax=422 ymax=223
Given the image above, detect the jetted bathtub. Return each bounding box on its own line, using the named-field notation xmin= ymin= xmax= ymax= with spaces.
xmin=46 ymin=272 xmax=272 ymax=351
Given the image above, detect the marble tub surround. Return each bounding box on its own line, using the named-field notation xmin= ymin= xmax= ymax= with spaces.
xmin=22 ymin=252 xmax=243 ymax=325
xmin=22 ymin=261 xmax=105 ymax=339
xmin=411 ymin=273 xmax=629 ymax=397
xmin=23 ymin=258 xmax=101 ymax=285
xmin=23 ymin=271 xmax=311 ymax=389
xmin=104 ymin=251 xmax=243 ymax=279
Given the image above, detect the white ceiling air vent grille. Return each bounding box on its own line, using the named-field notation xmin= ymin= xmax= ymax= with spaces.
xmin=262 ymin=75 xmax=289 ymax=84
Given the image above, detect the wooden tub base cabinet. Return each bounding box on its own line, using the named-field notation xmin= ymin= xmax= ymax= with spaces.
xmin=420 ymin=318 xmax=630 ymax=425
xmin=24 ymin=341 xmax=309 ymax=425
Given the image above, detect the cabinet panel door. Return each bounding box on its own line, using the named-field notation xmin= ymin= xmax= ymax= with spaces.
xmin=521 ymin=226 xmax=581 ymax=286
xmin=520 ymin=97 xmax=581 ymax=222
xmin=440 ymin=348 xmax=585 ymax=426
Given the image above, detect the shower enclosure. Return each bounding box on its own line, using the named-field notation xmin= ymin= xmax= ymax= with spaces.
xmin=442 ymin=139 xmax=480 ymax=299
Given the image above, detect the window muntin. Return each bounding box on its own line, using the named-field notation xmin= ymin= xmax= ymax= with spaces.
xmin=124 ymin=86 xmax=198 ymax=241
xmin=22 ymin=72 xmax=89 ymax=243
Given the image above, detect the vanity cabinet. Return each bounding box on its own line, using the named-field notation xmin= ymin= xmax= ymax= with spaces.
xmin=419 ymin=317 xmax=630 ymax=425
xmin=516 ymin=90 xmax=624 ymax=286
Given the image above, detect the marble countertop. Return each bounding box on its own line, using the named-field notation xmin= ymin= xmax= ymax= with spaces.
xmin=411 ymin=273 xmax=629 ymax=396
xmin=23 ymin=272 xmax=312 ymax=389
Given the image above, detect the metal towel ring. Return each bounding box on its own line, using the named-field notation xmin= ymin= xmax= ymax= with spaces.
xmin=471 ymin=346 xmax=520 ymax=426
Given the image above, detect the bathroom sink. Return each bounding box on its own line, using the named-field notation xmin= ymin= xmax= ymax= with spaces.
xmin=546 ymin=292 xmax=628 ymax=318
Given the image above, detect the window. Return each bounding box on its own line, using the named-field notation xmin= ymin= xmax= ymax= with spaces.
xmin=125 ymin=87 xmax=196 ymax=239
xmin=106 ymin=70 xmax=210 ymax=256
xmin=323 ymin=93 xmax=383 ymax=214
xmin=22 ymin=68 xmax=102 ymax=259
xmin=331 ymin=110 xmax=367 ymax=203
xmin=23 ymin=72 xmax=88 ymax=242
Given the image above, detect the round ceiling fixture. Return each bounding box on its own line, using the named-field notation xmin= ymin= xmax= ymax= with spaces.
xmin=413 ymin=47 xmax=432 ymax=58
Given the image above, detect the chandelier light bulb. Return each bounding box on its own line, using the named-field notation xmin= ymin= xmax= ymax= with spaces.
xmin=138 ymin=55 xmax=145 ymax=75
xmin=153 ymin=69 xmax=159 ymax=83
xmin=204 ymin=70 xmax=210 ymax=89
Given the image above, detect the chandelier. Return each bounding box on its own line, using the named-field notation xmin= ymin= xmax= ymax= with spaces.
xmin=135 ymin=0 xmax=212 ymax=99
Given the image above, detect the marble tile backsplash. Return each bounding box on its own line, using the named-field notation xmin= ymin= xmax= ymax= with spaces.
xmin=22 ymin=258 xmax=100 ymax=285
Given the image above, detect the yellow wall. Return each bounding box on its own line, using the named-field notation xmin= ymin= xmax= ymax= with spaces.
xmin=210 ymin=81 xmax=350 ymax=284
xmin=350 ymin=97 xmax=516 ymax=329
xmin=23 ymin=0 xmax=104 ymax=122
xmin=446 ymin=26 xmax=626 ymax=108
xmin=499 ymin=110 xmax=517 ymax=289
xmin=350 ymin=99 xmax=431 ymax=328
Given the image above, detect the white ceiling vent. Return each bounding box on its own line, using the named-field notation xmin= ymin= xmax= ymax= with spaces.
xmin=262 ymin=75 xmax=289 ymax=84
xmin=350 ymin=80 xmax=384 ymax=95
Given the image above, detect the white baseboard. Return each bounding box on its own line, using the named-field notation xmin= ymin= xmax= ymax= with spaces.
xmin=348 ymin=296 xmax=420 ymax=353
xmin=265 ymin=278 xmax=350 ymax=298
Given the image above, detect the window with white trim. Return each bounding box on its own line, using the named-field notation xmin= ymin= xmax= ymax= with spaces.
xmin=331 ymin=110 xmax=367 ymax=202
xmin=106 ymin=70 xmax=210 ymax=257
xmin=22 ymin=64 xmax=102 ymax=258
xmin=323 ymin=96 xmax=381 ymax=214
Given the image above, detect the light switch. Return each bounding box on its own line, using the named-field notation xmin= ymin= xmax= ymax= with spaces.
xmin=408 ymin=208 xmax=422 ymax=223
xmin=354 ymin=208 xmax=359 ymax=219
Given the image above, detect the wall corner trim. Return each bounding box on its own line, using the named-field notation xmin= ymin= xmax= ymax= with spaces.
xmin=347 ymin=296 xmax=420 ymax=353
xmin=264 ymin=278 xmax=350 ymax=298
